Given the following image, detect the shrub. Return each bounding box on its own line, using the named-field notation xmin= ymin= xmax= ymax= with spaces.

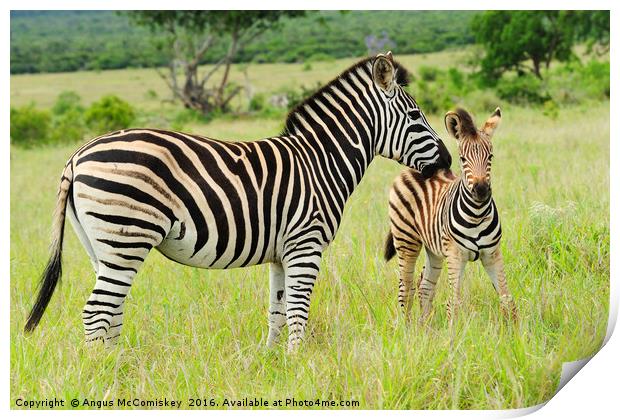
xmin=418 ymin=66 xmax=440 ymax=82
xmin=579 ymin=60 xmax=610 ymax=99
xmin=50 ymin=108 xmax=88 ymax=145
xmin=10 ymin=104 xmax=51 ymax=148
xmin=85 ymin=95 xmax=136 ymax=133
xmin=306 ymin=52 xmax=335 ymax=63
xmin=544 ymin=60 xmax=609 ymax=105
xmin=542 ymin=100 xmax=559 ymax=120
xmin=496 ymin=74 xmax=549 ymax=105
xmin=249 ymin=93 xmax=268 ymax=112
xmin=52 ymin=90 xmax=84 ymax=115
xmin=145 ymin=89 xmax=159 ymax=100
xmin=277 ymin=82 xmax=323 ymax=111
xmin=170 ymin=108 xmax=215 ymax=131
xmin=460 ymin=89 xmax=502 ymax=114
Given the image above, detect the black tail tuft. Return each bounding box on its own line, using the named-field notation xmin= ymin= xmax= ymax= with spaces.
xmin=25 ymin=164 xmax=71 ymax=333
xmin=24 ymin=249 xmax=63 ymax=333
xmin=384 ymin=232 xmax=396 ymax=261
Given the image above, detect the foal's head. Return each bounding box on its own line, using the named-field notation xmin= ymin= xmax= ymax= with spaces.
xmin=444 ymin=108 xmax=502 ymax=202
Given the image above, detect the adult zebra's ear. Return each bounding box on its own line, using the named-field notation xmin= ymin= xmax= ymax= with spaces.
xmin=372 ymin=53 xmax=395 ymax=92
xmin=482 ymin=107 xmax=502 ymax=138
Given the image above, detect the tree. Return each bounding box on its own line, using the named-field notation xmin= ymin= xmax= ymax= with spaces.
xmin=574 ymin=11 xmax=610 ymax=54
xmin=127 ymin=11 xmax=305 ymax=114
xmin=472 ymin=11 xmax=579 ymax=81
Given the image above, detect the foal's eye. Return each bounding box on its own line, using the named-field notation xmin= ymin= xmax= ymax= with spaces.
xmin=460 ymin=157 xmax=466 ymax=163
xmin=408 ymin=110 xmax=421 ymax=120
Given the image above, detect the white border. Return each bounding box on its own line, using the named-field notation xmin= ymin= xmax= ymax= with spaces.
xmin=4 ymin=1 xmax=617 ymax=418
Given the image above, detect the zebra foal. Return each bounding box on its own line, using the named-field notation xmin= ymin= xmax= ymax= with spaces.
xmin=24 ymin=52 xmax=452 ymax=351
xmin=385 ymin=108 xmax=517 ymax=325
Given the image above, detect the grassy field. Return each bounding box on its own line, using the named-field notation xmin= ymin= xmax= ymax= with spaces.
xmin=10 ymin=55 xmax=609 ymax=409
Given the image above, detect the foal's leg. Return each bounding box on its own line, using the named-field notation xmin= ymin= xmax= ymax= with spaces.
xmin=445 ymin=246 xmax=467 ymax=327
xmin=418 ymin=251 xmax=444 ymax=322
xmin=481 ymin=248 xmax=517 ymax=322
xmin=394 ymin=238 xmax=422 ymax=321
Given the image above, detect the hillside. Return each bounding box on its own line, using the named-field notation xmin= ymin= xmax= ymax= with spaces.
xmin=10 ymin=10 xmax=477 ymax=74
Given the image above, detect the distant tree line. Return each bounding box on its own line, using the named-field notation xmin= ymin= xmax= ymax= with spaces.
xmin=10 ymin=10 xmax=477 ymax=74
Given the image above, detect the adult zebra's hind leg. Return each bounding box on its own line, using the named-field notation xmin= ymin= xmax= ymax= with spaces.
xmin=266 ymin=262 xmax=286 ymax=347
xmin=282 ymin=250 xmax=323 ymax=352
xmin=82 ymin=245 xmax=152 ymax=346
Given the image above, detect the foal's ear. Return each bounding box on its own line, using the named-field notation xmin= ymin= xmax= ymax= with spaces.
xmin=482 ymin=107 xmax=502 ymax=137
xmin=372 ymin=53 xmax=395 ymax=92
xmin=444 ymin=108 xmax=476 ymax=141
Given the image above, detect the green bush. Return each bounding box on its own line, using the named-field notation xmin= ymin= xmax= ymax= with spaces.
xmin=170 ymin=108 xmax=215 ymax=131
xmin=249 ymin=93 xmax=268 ymax=112
xmin=496 ymin=74 xmax=549 ymax=105
xmin=85 ymin=95 xmax=135 ymax=133
xmin=50 ymin=108 xmax=88 ymax=145
xmin=306 ymin=52 xmax=335 ymax=63
xmin=410 ymin=67 xmax=468 ymax=114
xmin=542 ymin=100 xmax=559 ymax=120
xmin=418 ymin=66 xmax=441 ymax=82
xmin=547 ymin=60 xmax=610 ymax=104
xmin=52 ymin=90 xmax=84 ymax=115
xmin=276 ymin=82 xmax=323 ymax=111
xmin=460 ymin=89 xmax=502 ymax=114
xmin=579 ymin=60 xmax=610 ymax=99
xmin=10 ymin=104 xmax=51 ymax=148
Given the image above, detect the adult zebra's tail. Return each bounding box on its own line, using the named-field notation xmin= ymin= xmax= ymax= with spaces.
xmin=384 ymin=232 xmax=396 ymax=262
xmin=24 ymin=163 xmax=73 ymax=333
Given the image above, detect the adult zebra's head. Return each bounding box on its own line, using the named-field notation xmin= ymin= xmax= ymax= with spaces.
xmin=371 ymin=52 xmax=452 ymax=177
xmin=445 ymin=107 xmax=502 ymax=203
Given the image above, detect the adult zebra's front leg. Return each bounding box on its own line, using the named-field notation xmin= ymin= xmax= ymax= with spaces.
xmin=282 ymin=247 xmax=323 ymax=352
xmin=266 ymin=262 xmax=286 ymax=347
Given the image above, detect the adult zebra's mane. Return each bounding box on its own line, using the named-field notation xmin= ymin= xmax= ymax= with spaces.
xmin=282 ymin=56 xmax=411 ymax=136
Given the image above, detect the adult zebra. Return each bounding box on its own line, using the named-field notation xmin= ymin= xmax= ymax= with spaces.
xmin=25 ymin=52 xmax=451 ymax=350
xmin=384 ymin=108 xmax=517 ymax=325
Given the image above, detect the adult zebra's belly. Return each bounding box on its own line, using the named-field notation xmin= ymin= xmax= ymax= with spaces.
xmin=155 ymin=218 xmax=276 ymax=269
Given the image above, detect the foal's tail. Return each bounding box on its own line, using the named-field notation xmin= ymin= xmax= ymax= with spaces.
xmin=384 ymin=231 xmax=396 ymax=262
xmin=24 ymin=162 xmax=73 ymax=333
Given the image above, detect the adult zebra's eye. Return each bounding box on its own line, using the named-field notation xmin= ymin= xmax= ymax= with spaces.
xmin=408 ymin=110 xmax=421 ymax=120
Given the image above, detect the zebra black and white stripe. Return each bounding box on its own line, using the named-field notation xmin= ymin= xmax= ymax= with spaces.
xmin=24 ymin=52 xmax=452 ymax=350
xmin=385 ymin=107 xmax=517 ymax=324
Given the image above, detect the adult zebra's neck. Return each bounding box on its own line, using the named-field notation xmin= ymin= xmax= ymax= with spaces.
xmin=282 ymin=59 xmax=379 ymax=200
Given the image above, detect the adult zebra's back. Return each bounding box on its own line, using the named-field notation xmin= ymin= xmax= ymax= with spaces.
xmin=24 ymin=52 xmax=451 ymax=351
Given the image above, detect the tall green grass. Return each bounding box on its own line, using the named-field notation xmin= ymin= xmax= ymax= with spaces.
xmin=10 ymin=102 xmax=609 ymax=409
